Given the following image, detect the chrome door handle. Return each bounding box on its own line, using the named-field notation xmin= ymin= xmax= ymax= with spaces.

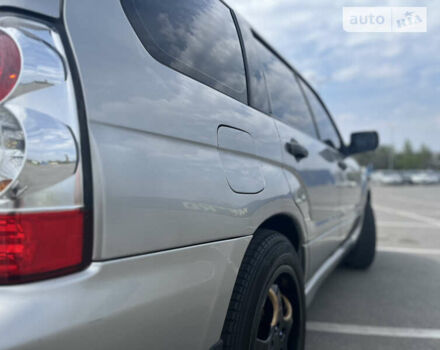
xmin=286 ymin=139 xmax=309 ymax=161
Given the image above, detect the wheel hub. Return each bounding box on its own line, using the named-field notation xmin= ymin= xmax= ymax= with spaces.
xmin=255 ymin=284 xmax=294 ymax=350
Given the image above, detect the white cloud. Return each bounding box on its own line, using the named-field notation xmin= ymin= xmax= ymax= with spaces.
xmin=364 ymin=64 xmax=404 ymax=79
xmin=332 ymin=64 xmax=403 ymax=82
xmin=301 ymin=69 xmax=327 ymax=86
xmin=381 ymin=43 xmax=403 ymax=58
xmin=332 ymin=66 xmax=361 ymax=82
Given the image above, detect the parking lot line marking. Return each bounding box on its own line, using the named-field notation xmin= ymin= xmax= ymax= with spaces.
xmin=377 ymin=194 xmax=440 ymax=211
xmin=378 ymin=221 xmax=436 ymax=229
xmin=307 ymin=322 xmax=440 ymax=339
xmin=377 ymin=246 xmax=440 ymax=255
xmin=374 ymin=205 xmax=440 ymax=228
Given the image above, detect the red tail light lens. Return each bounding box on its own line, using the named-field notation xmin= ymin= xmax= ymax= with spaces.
xmin=0 ymin=210 xmax=84 ymax=284
xmin=0 ymin=30 xmax=21 ymax=103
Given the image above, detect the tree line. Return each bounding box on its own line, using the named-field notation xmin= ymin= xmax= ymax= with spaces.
xmin=354 ymin=140 xmax=440 ymax=170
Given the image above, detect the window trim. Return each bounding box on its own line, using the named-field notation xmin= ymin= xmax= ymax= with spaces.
xmin=233 ymin=15 xmax=271 ymax=115
xmin=297 ymin=76 xmax=345 ymax=151
xmin=250 ymin=31 xmax=319 ymax=139
xmin=296 ymin=74 xmax=321 ymax=140
xmin=250 ymin=30 xmax=274 ymax=115
xmin=230 ymin=9 xmax=250 ymax=105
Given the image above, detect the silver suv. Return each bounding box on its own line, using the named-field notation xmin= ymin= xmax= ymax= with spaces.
xmin=0 ymin=1 xmax=378 ymax=349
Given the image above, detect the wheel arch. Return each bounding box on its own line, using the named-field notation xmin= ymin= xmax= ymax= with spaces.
xmin=258 ymin=213 xmax=306 ymax=272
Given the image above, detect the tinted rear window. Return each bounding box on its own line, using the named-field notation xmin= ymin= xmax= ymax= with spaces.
xmin=122 ymin=0 xmax=247 ymax=103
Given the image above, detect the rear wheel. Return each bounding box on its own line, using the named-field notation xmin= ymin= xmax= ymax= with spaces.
xmin=344 ymin=200 xmax=376 ymax=269
xmin=221 ymin=229 xmax=305 ymax=350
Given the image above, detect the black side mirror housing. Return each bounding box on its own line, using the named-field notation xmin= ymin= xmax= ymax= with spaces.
xmin=344 ymin=131 xmax=379 ymax=156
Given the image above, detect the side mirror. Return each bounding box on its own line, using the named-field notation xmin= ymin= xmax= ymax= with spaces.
xmin=344 ymin=131 xmax=379 ymax=156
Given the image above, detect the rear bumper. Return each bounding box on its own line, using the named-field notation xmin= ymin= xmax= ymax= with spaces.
xmin=0 ymin=236 xmax=250 ymax=350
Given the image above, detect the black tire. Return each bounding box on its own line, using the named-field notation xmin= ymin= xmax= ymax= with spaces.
xmin=221 ymin=229 xmax=306 ymax=350
xmin=344 ymin=201 xmax=376 ymax=269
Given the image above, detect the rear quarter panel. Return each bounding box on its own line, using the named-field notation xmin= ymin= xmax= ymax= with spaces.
xmin=63 ymin=0 xmax=308 ymax=260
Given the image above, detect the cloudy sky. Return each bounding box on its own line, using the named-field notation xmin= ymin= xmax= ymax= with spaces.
xmin=228 ymin=0 xmax=440 ymax=151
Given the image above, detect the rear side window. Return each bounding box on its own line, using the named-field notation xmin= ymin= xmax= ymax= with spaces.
xmin=300 ymin=80 xmax=342 ymax=149
xmin=261 ymin=46 xmax=317 ymax=138
xmin=121 ymin=0 xmax=247 ymax=103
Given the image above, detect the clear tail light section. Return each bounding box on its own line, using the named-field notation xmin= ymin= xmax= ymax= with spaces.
xmin=0 ymin=17 xmax=91 ymax=284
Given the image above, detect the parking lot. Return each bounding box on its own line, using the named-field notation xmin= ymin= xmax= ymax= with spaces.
xmin=306 ymin=185 xmax=440 ymax=349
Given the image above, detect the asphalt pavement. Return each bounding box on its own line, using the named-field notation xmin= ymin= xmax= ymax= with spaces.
xmin=306 ymin=185 xmax=440 ymax=350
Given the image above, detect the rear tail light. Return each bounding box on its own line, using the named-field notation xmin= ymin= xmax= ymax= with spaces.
xmin=0 ymin=17 xmax=91 ymax=284
xmin=0 ymin=210 xmax=83 ymax=281
xmin=0 ymin=109 xmax=25 ymax=195
xmin=0 ymin=30 xmax=21 ymax=102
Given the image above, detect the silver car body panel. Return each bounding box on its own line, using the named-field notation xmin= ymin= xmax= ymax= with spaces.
xmin=0 ymin=236 xmax=251 ymax=350
xmin=305 ymin=215 xmax=362 ymax=306
xmin=63 ymin=0 xmax=309 ymax=261
xmin=274 ymin=119 xmax=346 ymax=277
xmin=217 ymin=125 xmax=265 ymax=194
